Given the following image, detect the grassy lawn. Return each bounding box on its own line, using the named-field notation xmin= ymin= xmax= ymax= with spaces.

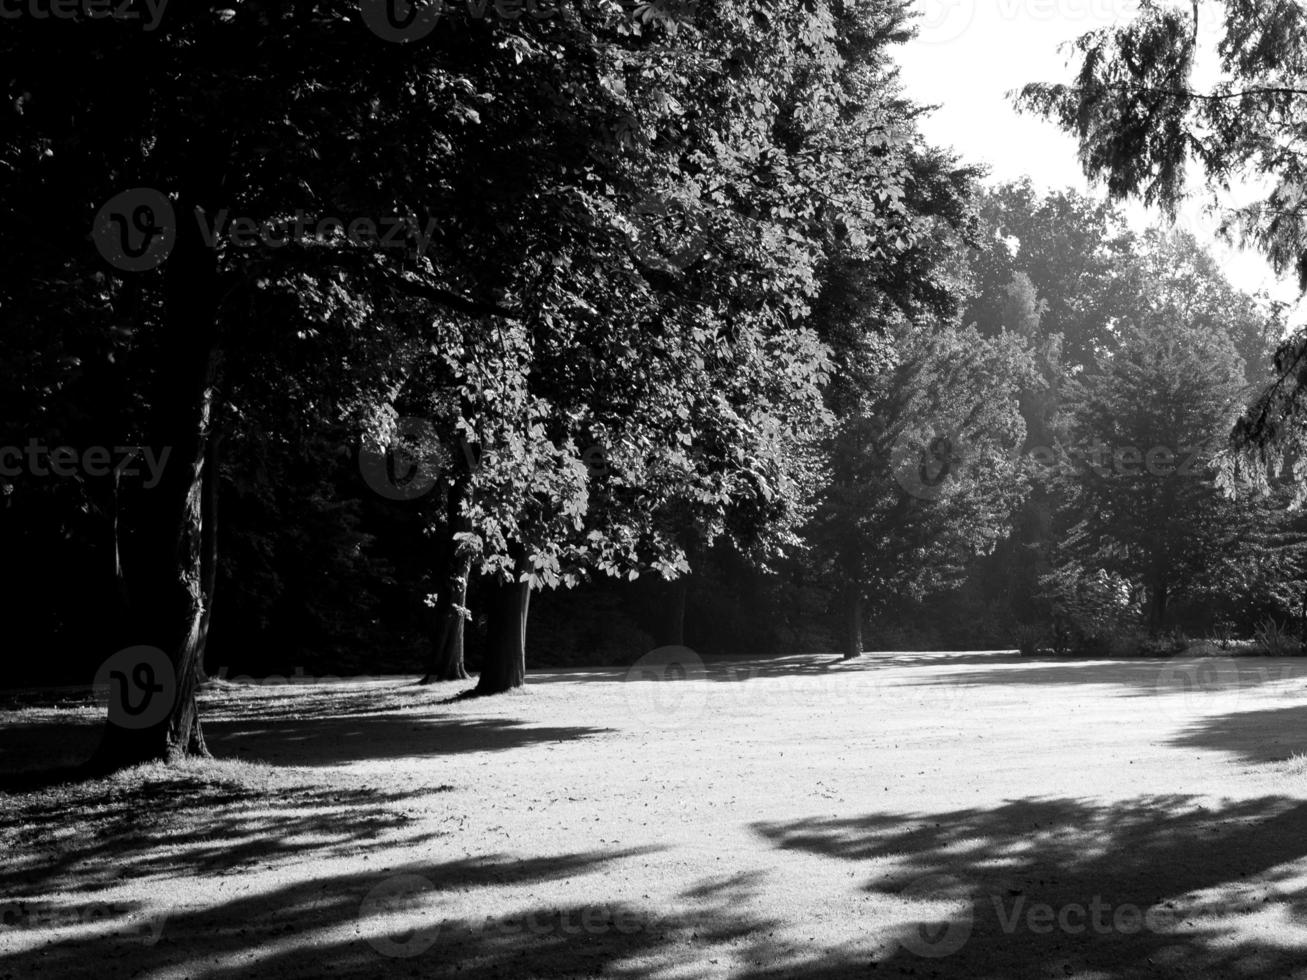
xmin=4 ymin=650 xmax=1307 ymax=979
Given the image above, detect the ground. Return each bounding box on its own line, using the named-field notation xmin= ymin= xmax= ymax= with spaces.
xmin=3 ymin=650 xmax=1307 ymax=979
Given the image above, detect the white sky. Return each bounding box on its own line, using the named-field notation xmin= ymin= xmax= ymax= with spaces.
xmin=895 ymin=0 xmax=1307 ymax=324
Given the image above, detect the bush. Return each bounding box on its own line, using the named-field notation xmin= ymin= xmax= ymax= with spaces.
xmin=1015 ymin=624 xmax=1046 ymax=657
xmin=1133 ymin=629 xmax=1190 ymax=658
xmin=1213 ymin=616 xmax=1236 ymax=651
xmin=1252 ymin=618 xmax=1299 ymax=657
xmin=1040 ymin=565 xmax=1137 ymax=655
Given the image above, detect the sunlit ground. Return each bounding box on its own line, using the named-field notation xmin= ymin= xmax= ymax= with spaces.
xmin=4 ymin=650 xmax=1307 ymax=979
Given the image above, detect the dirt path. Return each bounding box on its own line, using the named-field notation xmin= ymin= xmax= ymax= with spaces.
xmin=3 ymin=650 xmax=1307 ymax=979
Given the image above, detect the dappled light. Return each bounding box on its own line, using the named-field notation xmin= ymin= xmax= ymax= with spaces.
xmin=7 ymin=653 xmax=1307 ymax=977
xmin=7 ymin=0 xmax=1307 ymax=975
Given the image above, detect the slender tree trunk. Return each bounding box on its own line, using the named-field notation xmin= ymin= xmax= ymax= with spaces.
xmin=1148 ymin=581 xmax=1168 ymax=635
xmin=421 ymin=540 xmax=472 ymax=682
xmin=422 ymin=557 xmax=471 ymax=682
xmin=193 ymin=433 xmax=222 ymax=685
xmin=1300 ymin=579 xmax=1306 ymax=656
xmin=474 ymin=545 xmax=530 ymax=695
xmin=421 ymin=457 xmax=473 ymax=683
xmin=111 ymin=469 xmax=132 ymax=647
xmin=91 ymin=196 xmax=219 ymax=771
xmin=843 ymin=586 xmax=864 ymax=660
xmin=661 ymin=575 xmax=688 ymax=647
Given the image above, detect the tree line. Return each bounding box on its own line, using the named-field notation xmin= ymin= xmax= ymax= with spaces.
xmin=4 ymin=0 xmax=1307 ymax=771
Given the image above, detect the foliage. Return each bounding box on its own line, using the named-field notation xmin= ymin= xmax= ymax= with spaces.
xmin=1253 ymin=617 xmax=1298 ymax=657
xmin=1050 ymin=232 xmax=1289 ymax=632
xmin=1015 ymin=0 xmax=1307 ymax=481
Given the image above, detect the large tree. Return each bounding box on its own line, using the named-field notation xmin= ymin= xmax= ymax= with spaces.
xmin=1016 ymin=0 xmax=1307 ymax=462
xmin=1051 ymin=229 xmax=1288 ymax=634
xmin=393 ymin=0 xmax=952 ymax=692
xmin=2 ymin=1 xmax=693 ymax=763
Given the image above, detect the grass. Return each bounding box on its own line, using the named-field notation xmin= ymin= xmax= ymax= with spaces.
xmin=4 ymin=650 xmax=1307 ymax=978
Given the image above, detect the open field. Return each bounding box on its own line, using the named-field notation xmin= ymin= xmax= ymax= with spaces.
xmin=4 ymin=650 xmax=1307 ymax=979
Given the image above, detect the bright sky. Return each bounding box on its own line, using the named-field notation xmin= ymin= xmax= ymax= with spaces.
xmin=894 ymin=0 xmax=1307 ymax=323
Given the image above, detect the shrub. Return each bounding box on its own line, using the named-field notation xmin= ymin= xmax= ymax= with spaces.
xmin=1253 ymin=618 xmax=1299 ymax=657
xmin=1134 ymin=629 xmax=1190 ymax=658
xmin=1213 ymin=616 xmax=1236 ymax=651
xmin=1015 ymin=624 xmax=1046 ymax=657
xmin=1040 ymin=564 xmax=1137 ymax=655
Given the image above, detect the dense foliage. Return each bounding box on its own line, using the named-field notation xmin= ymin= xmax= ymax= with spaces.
xmin=2 ymin=1 xmax=1305 ymax=768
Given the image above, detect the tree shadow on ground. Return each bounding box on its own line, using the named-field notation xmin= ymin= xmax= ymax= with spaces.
xmin=198 ymin=679 xmax=468 ymax=719
xmin=527 ymin=651 xmax=1029 ymax=686
xmin=891 ymin=655 xmax=1307 ymax=702
xmin=0 ymin=769 xmax=451 ymax=896
xmin=0 ymin=718 xmax=102 ymax=778
xmin=750 ymin=794 xmax=1307 ymax=979
xmin=8 ymin=793 xmax=1307 ymax=979
xmin=205 ymin=714 xmax=614 ymax=766
xmin=0 ymin=847 xmax=694 ymax=980
xmin=0 ymin=682 xmax=615 ymax=780
xmin=1169 ymin=703 xmax=1307 ymax=765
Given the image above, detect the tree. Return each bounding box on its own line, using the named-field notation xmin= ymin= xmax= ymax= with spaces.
xmin=1015 ymin=0 xmax=1307 ymax=458
xmin=410 ymin=0 xmax=939 ymax=692
xmin=811 ymin=318 xmax=1035 ymax=658
xmin=2 ymin=1 xmax=659 ymax=762
xmin=966 ymin=180 xmax=1135 ymax=371
xmin=1053 ymin=271 xmax=1255 ymax=632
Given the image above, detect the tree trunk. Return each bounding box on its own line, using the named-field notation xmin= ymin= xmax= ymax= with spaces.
xmin=843 ymin=587 xmax=864 ymax=660
xmin=421 ymin=456 xmax=473 ymax=683
xmin=193 ymin=433 xmax=222 ymax=685
xmin=1301 ymin=579 xmax=1306 ymax=657
xmin=111 ymin=468 xmax=132 ymax=647
xmin=421 ymin=542 xmax=472 ymax=683
xmin=1147 ymin=581 xmax=1168 ymax=635
xmin=661 ymin=575 xmax=688 ymax=647
xmin=474 ymin=546 xmax=530 ymax=695
xmin=422 ymin=560 xmax=471 ymax=683
xmin=91 ymin=195 xmax=219 ymax=771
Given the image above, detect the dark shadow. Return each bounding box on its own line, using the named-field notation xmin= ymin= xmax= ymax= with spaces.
xmin=890 ymin=655 xmax=1307 ymax=704
xmin=1169 ymin=703 xmax=1307 ymax=765
xmin=527 ymin=650 xmax=1031 ymax=686
xmin=204 ymin=714 xmax=613 ymax=766
xmin=0 ymin=770 xmax=453 ymax=896
xmin=0 ymin=682 xmax=614 ymax=780
xmin=748 ymin=794 xmax=1307 ymax=978
xmin=0 ymin=847 xmax=690 ymax=980
xmin=9 ymin=793 xmax=1307 ymax=978
xmin=0 ymin=718 xmax=102 ymax=779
